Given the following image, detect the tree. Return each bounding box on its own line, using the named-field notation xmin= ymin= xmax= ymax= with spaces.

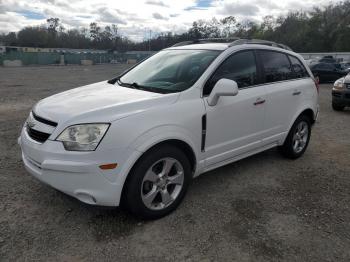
xmin=0 ymin=32 xmax=17 ymax=45
xmin=17 ymin=26 xmax=48 ymax=47
xmin=47 ymin=18 xmax=60 ymax=33
xmin=89 ymin=22 xmax=101 ymax=42
xmin=3 ymin=1 xmax=350 ymax=52
xmin=221 ymin=16 xmax=237 ymax=37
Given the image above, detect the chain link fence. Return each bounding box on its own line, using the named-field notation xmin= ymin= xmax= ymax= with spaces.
xmin=0 ymin=51 xmax=154 ymax=66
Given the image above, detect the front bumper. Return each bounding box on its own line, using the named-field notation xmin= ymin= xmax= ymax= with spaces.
xmin=332 ymin=89 xmax=350 ymax=106
xmin=18 ymin=128 xmax=141 ymax=206
xmin=315 ymin=104 xmax=320 ymax=122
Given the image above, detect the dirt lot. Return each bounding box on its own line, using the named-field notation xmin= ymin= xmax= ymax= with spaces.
xmin=0 ymin=65 xmax=349 ymax=261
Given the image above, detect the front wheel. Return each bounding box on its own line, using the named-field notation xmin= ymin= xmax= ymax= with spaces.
xmin=279 ymin=115 xmax=311 ymax=159
xmin=123 ymin=145 xmax=191 ymax=220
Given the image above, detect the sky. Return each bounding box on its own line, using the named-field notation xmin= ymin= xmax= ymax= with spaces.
xmin=0 ymin=0 xmax=342 ymax=41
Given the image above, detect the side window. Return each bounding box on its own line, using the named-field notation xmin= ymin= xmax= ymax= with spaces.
xmin=203 ymin=51 xmax=257 ymax=96
xmin=259 ymin=50 xmax=293 ymax=83
xmin=312 ymin=64 xmax=320 ymax=70
xmin=324 ymin=64 xmax=335 ymax=70
xmin=289 ymin=55 xmax=309 ymax=78
xmin=317 ymin=64 xmax=327 ymax=70
xmin=318 ymin=63 xmax=333 ymax=70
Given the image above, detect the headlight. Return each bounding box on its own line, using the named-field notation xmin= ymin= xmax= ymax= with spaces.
xmin=334 ymin=80 xmax=345 ymax=90
xmin=56 ymin=123 xmax=110 ymax=151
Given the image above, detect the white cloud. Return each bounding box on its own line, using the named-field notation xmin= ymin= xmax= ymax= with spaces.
xmin=0 ymin=0 xmax=344 ymax=41
xmin=145 ymin=0 xmax=169 ymax=7
xmin=0 ymin=12 xmax=45 ymax=32
xmin=217 ymin=2 xmax=260 ymax=17
xmin=152 ymin=12 xmax=168 ymax=20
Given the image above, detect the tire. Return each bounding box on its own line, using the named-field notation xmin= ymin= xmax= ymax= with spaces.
xmin=332 ymin=103 xmax=344 ymax=111
xmin=279 ymin=115 xmax=311 ymax=159
xmin=123 ymin=145 xmax=191 ymax=220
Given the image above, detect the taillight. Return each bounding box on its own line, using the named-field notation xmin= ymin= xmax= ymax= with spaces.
xmin=314 ymin=76 xmax=320 ymax=93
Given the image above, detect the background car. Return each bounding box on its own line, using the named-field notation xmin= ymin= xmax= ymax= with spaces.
xmin=310 ymin=62 xmax=347 ymax=83
xmin=339 ymin=61 xmax=350 ymax=73
xmin=319 ymin=57 xmax=337 ymax=63
xmin=306 ymin=57 xmax=322 ymax=66
xmin=332 ymin=75 xmax=350 ymax=110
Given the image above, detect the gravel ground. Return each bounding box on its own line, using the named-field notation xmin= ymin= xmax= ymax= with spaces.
xmin=0 ymin=65 xmax=349 ymax=262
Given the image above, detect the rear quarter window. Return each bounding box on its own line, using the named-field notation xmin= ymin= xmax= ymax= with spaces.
xmin=289 ymin=55 xmax=310 ymax=78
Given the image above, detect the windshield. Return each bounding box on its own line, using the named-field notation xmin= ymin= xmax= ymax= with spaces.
xmin=119 ymin=49 xmax=220 ymax=93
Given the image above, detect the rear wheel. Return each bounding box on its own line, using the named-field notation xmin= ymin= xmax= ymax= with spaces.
xmin=279 ymin=115 xmax=311 ymax=159
xmin=332 ymin=103 xmax=344 ymax=111
xmin=123 ymin=145 xmax=191 ymax=219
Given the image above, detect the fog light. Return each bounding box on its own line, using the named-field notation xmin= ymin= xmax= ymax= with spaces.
xmin=75 ymin=192 xmax=97 ymax=205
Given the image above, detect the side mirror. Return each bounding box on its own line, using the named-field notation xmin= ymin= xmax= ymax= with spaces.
xmin=207 ymin=78 xmax=239 ymax=106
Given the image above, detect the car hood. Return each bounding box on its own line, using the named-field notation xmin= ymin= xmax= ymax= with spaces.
xmin=342 ymin=74 xmax=350 ymax=83
xmin=34 ymin=81 xmax=179 ymax=125
xmin=334 ymin=74 xmax=350 ymax=84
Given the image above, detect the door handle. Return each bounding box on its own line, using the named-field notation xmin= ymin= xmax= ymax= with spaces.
xmin=254 ymin=98 xmax=266 ymax=106
xmin=293 ymin=90 xmax=301 ymax=96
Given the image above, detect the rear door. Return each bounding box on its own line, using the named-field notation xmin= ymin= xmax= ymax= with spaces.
xmin=256 ymin=50 xmax=304 ymax=145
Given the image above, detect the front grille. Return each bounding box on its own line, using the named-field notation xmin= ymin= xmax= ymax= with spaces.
xmin=32 ymin=111 xmax=57 ymax=127
xmin=26 ymin=126 xmax=50 ymax=143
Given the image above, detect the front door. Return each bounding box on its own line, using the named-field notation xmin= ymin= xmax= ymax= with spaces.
xmin=202 ymin=50 xmax=266 ymax=167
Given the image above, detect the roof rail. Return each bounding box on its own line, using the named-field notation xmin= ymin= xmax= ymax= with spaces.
xmin=171 ymin=40 xmax=199 ymax=47
xmin=171 ymin=37 xmax=292 ymax=51
xmin=228 ymin=39 xmax=292 ymax=51
xmin=198 ymin=37 xmax=240 ymax=42
xmin=171 ymin=37 xmax=240 ymax=47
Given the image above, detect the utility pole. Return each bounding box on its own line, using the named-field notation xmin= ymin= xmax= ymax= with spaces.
xmin=148 ymin=30 xmax=152 ymax=51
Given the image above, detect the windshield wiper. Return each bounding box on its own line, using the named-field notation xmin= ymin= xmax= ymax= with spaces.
xmin=109 ymin=78 xmax=173 ymax=94
xmin=122 ymin=81 xmax=165 ymax=93
xmin=129 ymin=82 xmax=148 ymax=90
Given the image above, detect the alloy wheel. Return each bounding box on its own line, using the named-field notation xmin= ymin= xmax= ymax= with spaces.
xmin=292 ymin=121 xmax=309 ymax=154
xmin=141 ymin=157 xmax=184 ymax=210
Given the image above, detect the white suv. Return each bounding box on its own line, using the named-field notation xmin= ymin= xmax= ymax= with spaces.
xmin=19 ymin=39 xmax=319 ymax=219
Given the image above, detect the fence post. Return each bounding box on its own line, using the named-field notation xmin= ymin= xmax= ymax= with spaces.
xmin=60 ymin=54 xmax=65 ymax=65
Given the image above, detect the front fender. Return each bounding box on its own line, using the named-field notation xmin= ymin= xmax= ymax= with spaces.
xmin=129 ymin=124 xmax=204 ymax=175
xmin=131 ymin=125 xmax=198 ymax=153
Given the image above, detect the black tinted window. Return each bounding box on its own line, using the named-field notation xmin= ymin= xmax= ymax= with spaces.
xmin=316 ymin=63 xmax=334 ymax=70
xmin=319 ymin=64 xmax=328 ymax=70
xmin=259 ymin=51 xmax=293 ymax=83
xmin=204 ymin=51 xmax=257 ymax=95
xmin=312 ymin=64 xmax=322 ymax=70
xmin=319 ymin=58 xmax=336 ymax=63
xmin=289 ymin=55 xmax=309 ymax=78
